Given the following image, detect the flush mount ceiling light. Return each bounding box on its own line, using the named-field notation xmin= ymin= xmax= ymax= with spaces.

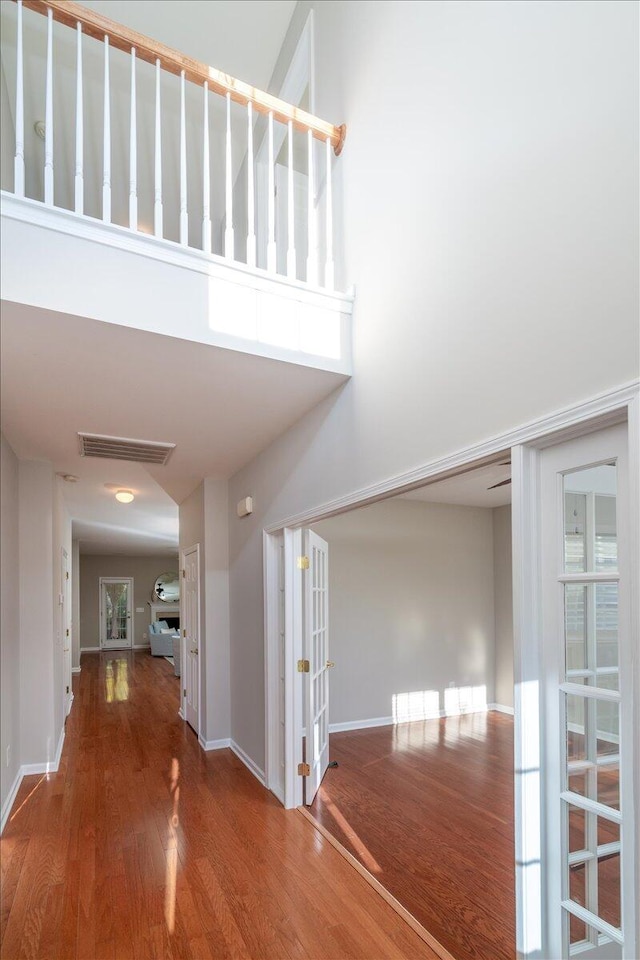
xmin=115 ymin=490 xmax=134 ymax=504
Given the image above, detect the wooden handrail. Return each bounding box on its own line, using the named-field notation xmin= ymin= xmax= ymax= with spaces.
xmin=19 ymin=0 xmax=347 ymax=155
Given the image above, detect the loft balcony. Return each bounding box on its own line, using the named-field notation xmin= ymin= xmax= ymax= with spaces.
xmin=0 ymin=0 xmax=353 ymax=376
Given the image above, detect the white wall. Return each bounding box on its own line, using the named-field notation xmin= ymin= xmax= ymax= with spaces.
xmin=313 ymin=499 xmax=496 ymax=726
xmin=18 ymin=460 xmax=57 ymax=766
xmin=493 ymin=505 xmax=514 ymax=710
xmin=79 ymin=553 xmax=179 ymax=649
xmin=203 ymin=477 xmax=231 ymax=743
xmin=1 ymin=434 xmax=21 ymax=816
xmin=228 ymin=0 xmax=639 ymax=770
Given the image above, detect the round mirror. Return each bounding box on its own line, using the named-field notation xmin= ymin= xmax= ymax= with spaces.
xmin=154 ymin=571 xmax=180 ymax=603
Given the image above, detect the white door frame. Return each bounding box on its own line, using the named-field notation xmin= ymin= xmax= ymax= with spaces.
xmin=263 ymin=382 xmax=639 ymax=955
xmin=180 ymin=543 xmax=201 ymax=740
xmin=513 ymin=410 xmax=639 ymax=960
xmin=99 ymin=576 xmax=133 ymax=649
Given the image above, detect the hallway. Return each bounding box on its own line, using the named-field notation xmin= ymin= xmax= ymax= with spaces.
xmin=0 ymin=652 xmax=442 ymax=960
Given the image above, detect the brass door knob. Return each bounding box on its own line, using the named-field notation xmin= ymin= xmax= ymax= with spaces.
xmin=326 ymin=660 xmax=335 ymax=668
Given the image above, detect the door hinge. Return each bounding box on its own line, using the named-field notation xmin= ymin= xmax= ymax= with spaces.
xmin=297 ymin=659 xmax=310 ymax=673
xmin=66 ymin=628 xmax=70 ymax=637
xmin=297 ymin=555 xmax=310 ymax=570
xmin=182 ymin=569 xmax=186 ymax=578
xmin=183 ymin=688 xmax=186 ymax=698
xmin=66 ymin=571 xmax=69 ymax=580
xmin=183 ymin=629 xmax=186 ymax=637
xmin=298 ymin=762 xmax=310 ymax=777
xmin=66 ymin=685 xmax=69 ymax=694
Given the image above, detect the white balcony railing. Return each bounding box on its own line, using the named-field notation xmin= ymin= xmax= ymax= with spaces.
xmin=2 ymin=0 xmax=346 ymax=291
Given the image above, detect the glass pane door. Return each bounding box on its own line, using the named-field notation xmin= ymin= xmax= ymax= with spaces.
xmin=100 ymin=578 xmax=132 ymax=649
xmin=560 ymin=464 xmax=622 ymax=957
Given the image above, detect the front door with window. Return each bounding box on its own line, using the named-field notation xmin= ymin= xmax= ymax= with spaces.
xmin=100 ymin=577 xmax=133 ymax=649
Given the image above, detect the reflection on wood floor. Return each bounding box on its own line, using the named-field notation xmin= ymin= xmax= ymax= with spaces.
xmin=310 ymin=711 xmax=516 ymax=960
xmin=1 ymin=651 xmax=441 ymax=960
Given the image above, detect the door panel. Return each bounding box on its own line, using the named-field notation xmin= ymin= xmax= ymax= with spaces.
xmin=540 ymin=424 xmax=633 ymax=959
xmin=303 ymin=529 xmax=329 ymax=805
xmin=183 ymin=546 xmax=199 ymax=733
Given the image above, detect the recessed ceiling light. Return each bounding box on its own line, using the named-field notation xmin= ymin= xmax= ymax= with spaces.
xmin=115 ymin=490 xmax=134 ymax=504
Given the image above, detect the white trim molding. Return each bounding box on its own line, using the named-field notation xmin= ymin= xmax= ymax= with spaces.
xmin=2 ymin=728 xmax=66 ymax=834
xmin=329 ymin=716 xmax=394 ymax=734
xmin=80 ymin=646 xmax=101 ymax=653
xmin=72 ymin=665 xmax=81 ymax=674
xmin=1 ymin=768 xmax=24 ymax=834
xmin=265 ymin=381 xmax=638 ymax=533
xmin=489 ymin=703 xmax=515 ymax=716
xmin=230 ymin=740 xmax=266 ymax=786
xmin=198 ymin=736 xmax=231 ymax=751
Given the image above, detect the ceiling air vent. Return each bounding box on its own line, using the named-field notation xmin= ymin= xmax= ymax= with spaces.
xmin=78 ymin=433 xmax=175 ymax=465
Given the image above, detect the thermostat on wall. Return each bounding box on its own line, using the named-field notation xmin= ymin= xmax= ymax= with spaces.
xmin=237 ymin=496 xmax=253 ymax=518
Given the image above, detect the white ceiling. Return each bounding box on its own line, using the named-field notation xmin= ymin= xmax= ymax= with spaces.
xmin=397 ymin=460 xmax=512 ymax=509
xmin=1 ymin=301 xmax=347 ymax=554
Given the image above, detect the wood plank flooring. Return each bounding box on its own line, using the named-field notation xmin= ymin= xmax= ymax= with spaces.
xmin=1 ymin=652 xmax=442 ymax=960
xmin=309 ymin=713 xmax=516 ymax=960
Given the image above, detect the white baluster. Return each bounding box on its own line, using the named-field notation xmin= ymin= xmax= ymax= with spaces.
xmin=129 ymin=47 xmax=137 ymax=230
xmin=102 ymin=35 xmax=111 ymax=223
xmin=14 ymin=0 xmax=24 ymax=197
xmin=202 ymin=82 xmax=211 ymax=253
xmin=225 ymin=93 xmax=234 ymax=259
xmin=266 ymin=111 xmax=276 ymax=273
xmin=306 ymin=129 xmax=317 ymax=286
xmin=246 ymin=102 xmax=255 ymax=267
xmin=44 ymin=8 xmax=53 ymax=205
xmin=325 ymin=137 xmax=334 ymax=290
xmin=286 ymin=120 xmax=295 ymax=279
xmin=154 ymin=59 xmax=163 ymax=238
xmin=179 ymin=70 xmax=188 ymax=245
xmin=74 ymin=23 xmax=83 ymax=214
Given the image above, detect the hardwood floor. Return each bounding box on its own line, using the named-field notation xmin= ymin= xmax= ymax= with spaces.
xmin=1 ymin=652 xmax=441 ymax=960
xmin=309 ymin=712 xmax=516 ymax=960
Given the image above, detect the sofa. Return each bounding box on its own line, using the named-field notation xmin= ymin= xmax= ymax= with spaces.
xmin=149 ymin=621 xmax=177 ymax=657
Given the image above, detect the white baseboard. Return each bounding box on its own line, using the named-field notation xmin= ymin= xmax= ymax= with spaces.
xmin=178 ymin=708 xmax=185 ymax=721
xmin=1 ymin=767 xmax=24 ymax=834
xmin=489 ymin=703 xmax=515 ymax=716
xmin=72 ymin=666 xmax=81 ymax=674
xmin=132 ymin=643 xmax=150 ymax=650
xmin=329 ymin=716 xmax=394 ymax=733
xmin=199 ymin=736 xmax=231 ymax=751
xmin=80 ymin=646 xmax=101 ymax=653
xmin=66 ymin=693 xmax=74 ymax=716
xmin=330 ymin=705 xmax=515 ymax=735
xmin=2 ymin=728 xmax=66 ymax=834
xmin=230 ymin=740 xmax=266 ymax=786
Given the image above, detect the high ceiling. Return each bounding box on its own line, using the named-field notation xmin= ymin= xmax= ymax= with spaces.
xmin=0 ymin=0 xmax=332 ymax=557
xmin=397 ymin=460 xmax=512 ymax=509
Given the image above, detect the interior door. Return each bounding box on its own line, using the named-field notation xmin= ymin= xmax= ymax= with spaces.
xmin=62 ymin=548 xmax=71 ymax=714
xmin=182 ymin=545 xmax=199 ymax=734
xmin=100 ymin=577 xmax=133 ymax=649
xmin=540 ymin=423 xmax=634 ymax=959
xmin=303 ymin=529 xmax=330 ymax=805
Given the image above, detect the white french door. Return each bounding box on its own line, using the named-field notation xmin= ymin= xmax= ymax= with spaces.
xmin=182 ymin=544 xmax=200 ymax=735
xmin=539 ymin=423 xmax=634 ymax=959
xmin=100 ymin=577 xmax=133 ymax=649
xmin=302 ymin=529 xmax=330 ymax=805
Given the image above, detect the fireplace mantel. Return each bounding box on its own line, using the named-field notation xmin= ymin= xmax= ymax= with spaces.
xmin=149 ymin=601 xmax=180 ymax=623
